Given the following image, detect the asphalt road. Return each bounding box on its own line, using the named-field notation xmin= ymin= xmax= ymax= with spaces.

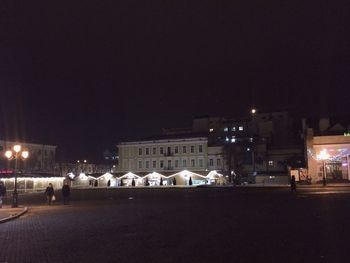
xmin=1 ymin=187 xmax=350 ymax=263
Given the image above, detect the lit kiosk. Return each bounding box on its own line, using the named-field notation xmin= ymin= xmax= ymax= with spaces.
xmin=5 ymin=145 xmax=29 ymax=208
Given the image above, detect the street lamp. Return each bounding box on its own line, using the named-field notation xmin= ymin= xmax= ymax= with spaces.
xmin=5 ymin=145 xmax=29 ymax=208
xmin=250 ymin=108 xmax=257 ymax=175
xmin=317 ymin=149 xmax=330 ymax=186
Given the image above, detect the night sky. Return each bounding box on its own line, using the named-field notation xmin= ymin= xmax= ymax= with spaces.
xmin=1 ymin=0 xmax=350 ymax=161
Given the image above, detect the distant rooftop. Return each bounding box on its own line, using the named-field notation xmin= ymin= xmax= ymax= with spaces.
xmin=118 ymin=132 xmax=209 ymax=144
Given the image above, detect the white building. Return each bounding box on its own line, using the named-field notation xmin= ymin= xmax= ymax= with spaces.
xmin=0 ymin=140 xmax=57 ymax=174
xmin=117 ymin=135 xmax=226 ymax=185
xmin=118 ymin=136 xmax=219 ymax=174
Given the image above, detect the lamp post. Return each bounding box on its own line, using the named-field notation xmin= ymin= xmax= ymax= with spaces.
xmin=5 ymin=145 xmax=29 ymax=208
xmin=317 ymin=149 xmax=330 ymax=187
xmin=225 ymin=135 xmax=236 ymax=184
xmin=251 ymin=108 xmax=257 ymax=175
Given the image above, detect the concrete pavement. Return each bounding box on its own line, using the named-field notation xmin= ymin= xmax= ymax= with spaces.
xmin=1 ymin=187 xmax=350 ymax=263
xmin=0 ymin=206 xmax=28 ymax=224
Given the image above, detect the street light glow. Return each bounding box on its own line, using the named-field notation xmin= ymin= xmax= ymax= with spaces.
xmin=6 ymin=144 xmax=29 ymax=208
xmin=5 ymin=150 xmax=13 ymax=159
xmin=251 ymin=108 xmax=257 ymax=114
xmin=317 ymin=149 xmax=330 ymax=160
xmin=13 ymin=145 xmax=21 ymax=153
xmin=21 ymin=151 xmax=29 ymax=159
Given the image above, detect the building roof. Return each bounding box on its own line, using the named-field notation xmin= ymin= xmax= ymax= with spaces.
xmin=118 ymin=133 xmax=208 ymax=145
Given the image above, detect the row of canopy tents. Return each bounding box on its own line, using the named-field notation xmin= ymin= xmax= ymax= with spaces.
xmin=68 ymin=170 xmax=227 ymax=188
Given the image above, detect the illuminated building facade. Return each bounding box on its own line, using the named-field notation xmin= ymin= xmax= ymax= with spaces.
xmin=118 ymin=136 xmax=224 ymax=174
xmin=305 ymin=118 xmax=350 ymax=183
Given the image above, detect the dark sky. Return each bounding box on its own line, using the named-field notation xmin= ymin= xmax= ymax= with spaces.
xmin=1 ymin=0 xmax=350 ymax=161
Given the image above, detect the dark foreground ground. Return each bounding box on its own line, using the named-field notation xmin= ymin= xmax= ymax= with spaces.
xmin=1 ymin=187 xmax=350 ymax=263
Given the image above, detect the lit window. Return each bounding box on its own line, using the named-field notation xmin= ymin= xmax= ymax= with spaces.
xmin=239 ymin=126 xmax=244 ymax=131
xmin=232 ymin=127 xmax=236 ymax=132
xmin=209 ymin=128 xmax=214 ymax=132
xmin=268 ymin=161 xmax=274 ymax=167
xmin=224 ymin=127 xmax=228 ymax=132
xmin=231 ymin=137 xmax=236 ymax=143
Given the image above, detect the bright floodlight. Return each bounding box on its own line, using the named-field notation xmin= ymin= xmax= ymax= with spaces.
xmin=13 ymin=145 xmax=21 ymax=153
xmin=251 ymin=108 xmax=257 ymax=114
xmin=21 ymin=151 xmax=29 ymax=159
xmin=317 ymin=149 xmax=330 ymax=161
xmin=5 ymin=150 xmax=13 ymax=159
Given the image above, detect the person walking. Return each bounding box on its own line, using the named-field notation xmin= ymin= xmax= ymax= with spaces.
xmin=45 ymin=183 xmax=55 ymax=205
xmin=62 ymin=181 xmax=70 ymax=205
xmin=291 ymin=175 xmax=297 ymax=192
xmin=0 ymin=181 xmax=6 ymax=208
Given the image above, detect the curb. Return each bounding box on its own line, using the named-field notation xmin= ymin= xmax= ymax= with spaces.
xmin=0 ymin=207 xmax=28 ymax=224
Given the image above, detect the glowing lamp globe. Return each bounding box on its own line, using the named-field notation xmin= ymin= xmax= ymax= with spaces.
xmin=5 ymin=150 xmax=13 ymax=159
xmin=21 ymin=151 xmax=29 ymax=159
xmin=13 ymin=145 xmax=22 ymax=153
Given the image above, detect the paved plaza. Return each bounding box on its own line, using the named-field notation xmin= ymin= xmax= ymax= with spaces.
xmin=1 ymin=187 xmax=350 ymax=263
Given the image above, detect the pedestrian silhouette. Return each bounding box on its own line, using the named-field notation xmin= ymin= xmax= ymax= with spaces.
xmin=62 ymin=181 xmax=71 ymax=205
xmin=45 ymin=183 xmax=55 ymax=205
xmin=291 ymin=175 xmax=297 ymax=192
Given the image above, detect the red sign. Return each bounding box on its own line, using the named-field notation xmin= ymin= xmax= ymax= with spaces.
xmin=0 ymin=170 xmax=14 ymax=174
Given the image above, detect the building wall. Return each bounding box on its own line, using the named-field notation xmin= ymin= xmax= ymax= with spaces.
xmin=0 ymin=140 xmax=57 ymax=174
xmin=118 ymin=137 xmax=210 ymax=173
xmin=207 ymin=146 xmax=226 ymax=172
